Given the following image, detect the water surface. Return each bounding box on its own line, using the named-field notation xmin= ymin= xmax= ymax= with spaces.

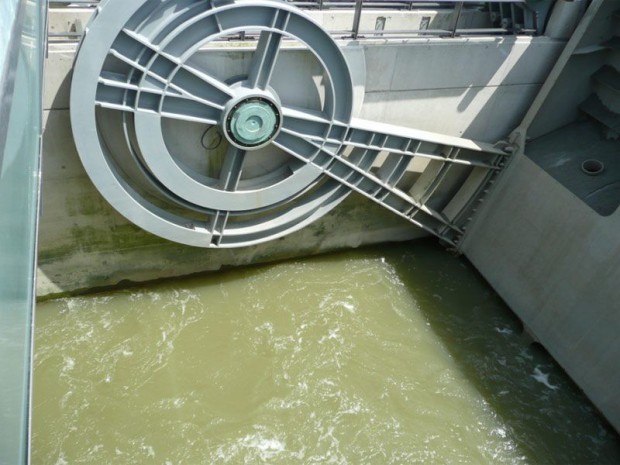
xmin=33 ymin=242 xmax=620 ymax=464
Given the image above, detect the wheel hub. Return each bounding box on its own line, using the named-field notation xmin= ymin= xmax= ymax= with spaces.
xmin=225 ymin=97 xmax=280 ymax=148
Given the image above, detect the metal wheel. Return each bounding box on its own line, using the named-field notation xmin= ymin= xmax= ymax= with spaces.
xmin=71 ymin=0 xmax=505 ymax=248
xmin=71 ymin=0 xmax=356 ymax=247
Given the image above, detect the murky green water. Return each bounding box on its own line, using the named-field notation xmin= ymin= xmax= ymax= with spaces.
xmin=33 ymin=242 xmax=620 ymax=464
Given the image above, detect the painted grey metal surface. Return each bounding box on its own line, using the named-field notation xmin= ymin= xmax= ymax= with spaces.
xmin=0 ymin=0 xmax=45 ymax=463
xmin=70 ymin=0 xmax=506 ymax=248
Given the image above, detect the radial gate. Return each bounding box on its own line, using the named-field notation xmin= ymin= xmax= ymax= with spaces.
xmin=70 ymin=0 xmax=508 ymax=248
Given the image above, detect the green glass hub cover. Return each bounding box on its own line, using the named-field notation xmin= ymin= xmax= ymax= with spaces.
xmin=230 ymin=100 xmax=278 ymax=146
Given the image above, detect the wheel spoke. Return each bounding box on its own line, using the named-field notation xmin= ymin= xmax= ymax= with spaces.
xmin=96 ymin=72 xmax=222 ymax=125
xmin=121 ymin=28 xmax=234 ymax=99
xmin=209 ymin=210 xmax=230 ymax=247
xmin=246 ymin=30 xmax=283 ymax=90
xmin=246 ymin=10 xmax=290 ymax=90
xmin=95 ymin=96 xmax=220 ymax=126
xmin=273 ymin=130 xmax=461 ymax=241
xmin=281 ymin=106 xmax=348 ymax=150
xmin=210 ymin=145 xmax=247 ymax=246
xmin=345 ymin=118 xmax=505 ymax=168
xmin=219 ymin=144 xmax=247 ymax=191
xmin=103 ymin=29 xmax=233 ymax=117
xmin=281 ymin=106 xmax=332 ymax=126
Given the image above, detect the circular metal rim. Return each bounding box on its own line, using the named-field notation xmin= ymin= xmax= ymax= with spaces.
xmin=70 ymin=0 xmax=355 ymax=247
xmin=581 ymin=159 xmax=605 ymax=176
xmin=128 ymin=20 xmax=347 ymax=212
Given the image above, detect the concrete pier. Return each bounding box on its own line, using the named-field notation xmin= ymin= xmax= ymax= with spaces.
xmin=462 ymin=153 xmax=620 ymax=432
xmin=462 ymin=0 xmax=620 ymax=431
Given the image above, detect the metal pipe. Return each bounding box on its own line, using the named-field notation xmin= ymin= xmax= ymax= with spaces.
xmin=47 ymin=0 xmax=535 ymax=43
xmin=449 ymin=1 xmax=464 ymax=37
xmin=47 ymin=26 xmax=531 ymax=43
xmin=47 ymin=0 xmax=527 ymax=3
xmin=351 ymin=0 xmax=364 ymax=39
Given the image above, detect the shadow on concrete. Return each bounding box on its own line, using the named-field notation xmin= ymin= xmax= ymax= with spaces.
xmin=527 ymin=118 xmax=620 ymax=217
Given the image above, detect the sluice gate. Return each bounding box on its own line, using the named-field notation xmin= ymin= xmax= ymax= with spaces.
xmin=70 ymin=0 xmax=513 ymax=249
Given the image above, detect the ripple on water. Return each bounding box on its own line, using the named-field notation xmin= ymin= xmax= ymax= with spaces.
xmin=33 ymin=242 xmax=620 ymax=464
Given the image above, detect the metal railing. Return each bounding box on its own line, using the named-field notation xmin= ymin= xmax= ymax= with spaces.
xmin=48 ymin=0 xmax=525 ymax=7
xmin=287 ymin=1 xmax=467 ymax=8
xmin=47 ymin=0 xmax=542 ymax=43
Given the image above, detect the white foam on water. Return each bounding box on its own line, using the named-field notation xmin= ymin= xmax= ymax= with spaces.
xmin=318 ymin=326 xmax=343 ymax=345
xmin=141 ymin=444 xmax=156 ymax=458
xmin=240 ymin=434 xmax=286 ymax=460
xmin=33 ymin=246 xmax=620 ymax=465
xmin=531 ymin=366 xmax=559 ymax=390
xmin=341 ymin=300 xmax=356 ymax=313
xmin=54 ymin=452 xmax=68 ymax=465
xmin=87 ymin=444 xmax=103 ymax=455
xmin=61 ymin=356 xmax=75 ymax=373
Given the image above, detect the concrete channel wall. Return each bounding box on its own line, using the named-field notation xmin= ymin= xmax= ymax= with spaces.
xmin=38 ymin=7 xmax=565 ymax=298
xmin=462 ymin=155 xmax=620 ymax=432
xmin=461 ymin=0 xmax=620 ymax=432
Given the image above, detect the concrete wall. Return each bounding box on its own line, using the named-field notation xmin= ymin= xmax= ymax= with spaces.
xmin=458 ymin=0 xmax=620 ymax=433
xmin=38 ymin=32 xmax=564 ymax=298
xmin=359 ymin=37 xmax=563 ymax=140
xmin=461 ymin=154 xmax=620 ymax=432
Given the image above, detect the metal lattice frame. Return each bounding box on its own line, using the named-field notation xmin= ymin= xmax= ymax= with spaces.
xmin=71 ymin=0 xmax=507 ymax=248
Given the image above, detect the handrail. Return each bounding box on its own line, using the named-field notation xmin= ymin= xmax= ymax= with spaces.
xmin=47 ymin=0 xmax=539 ymax=43
xmin=48 ymin=0 xmax=527 ymax=5
xmin=352 ymin=0 xmax=364 ymax=38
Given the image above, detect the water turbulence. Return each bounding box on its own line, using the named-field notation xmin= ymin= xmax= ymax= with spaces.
xmin=33 ymin=242 xmax=620 ymax=464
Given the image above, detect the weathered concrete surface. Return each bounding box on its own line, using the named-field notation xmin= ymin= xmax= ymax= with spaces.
xmin=38 ymin=35 xmax=564 ymax=298
xmin=38 ymin=108 xmax=426 ymax=298
xmin=461 ymin=154 xmax=620 ymax=432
